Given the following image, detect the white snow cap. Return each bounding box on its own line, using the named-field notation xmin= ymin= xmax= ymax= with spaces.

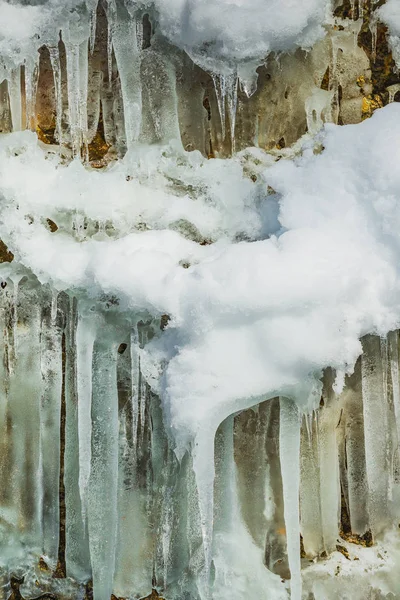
xmin=0 ymin=0 xmax=329 ymax=70
xmin=146 ymin=0 xmax=329 ymax=66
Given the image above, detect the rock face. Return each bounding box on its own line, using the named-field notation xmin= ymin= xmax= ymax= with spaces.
xmin=1 ymin=1 xmax=400 ymax=600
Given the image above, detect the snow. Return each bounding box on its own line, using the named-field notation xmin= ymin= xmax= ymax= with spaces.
xmin=146 ymin=0 xmax=329 ymax=70
xmin=379 ymin=0 xmax=400 ymax=68
xmin=0 ymin=0 xmax=329 ymax=74
xmin=2 ymin=3 xmax=400 ymax=596
xmin=2 ymin=106 xmax=400 ymax=452
xmin=0 ymin=0 xmax=88 ymax=71
xmin=380 ymin=0 xmax=400 ymax=37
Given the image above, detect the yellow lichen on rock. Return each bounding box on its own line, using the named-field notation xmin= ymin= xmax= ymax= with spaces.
xmin=361 ymin=94 xmax=384 ymax=119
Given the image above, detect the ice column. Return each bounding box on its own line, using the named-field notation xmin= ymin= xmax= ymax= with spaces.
xmin=192 ymin=425 xmax=217 ymax=597
xmin=25 ymin=59 xmax=39 ymax=131
xmin=111 ymin=10 xmax=142 ymax=149
xmin=114 ymin=328 xmax=154 ymax=598
xmin=49 ymin=46 xmax=64 ymax=145
xmin=9 ymin=67 xmax=22 ymax=132
xmin=280 ymin=397 xmax=301 ymax=600
xmin=342 ymin=361 xmax=370 ymax=535
xmin=319 ymin=370 xmax=340 ymax=553
xmin=9 ymin=283 xmax=42 ymax=548
xmin=361 ymin=335 xmax=391 ymax=536
xmin=76 ymin=308 xmax=97 ymax=527
xmin=65 ymin=296 xmax=91 ymax=580
xmin=300 ymin=413 xmax=324 ymax=557
xmin=211 ymin=73 xmax=238 ymax=146
xmin=264 ymin=398 xmax=288 ymax=578
xmin=87 ymin=330 xmax=119 ymax=600
xmin=39 ymin=290 xmax=62 ymax=560
xmin=64 ymin=38 xmax=89 ymax=157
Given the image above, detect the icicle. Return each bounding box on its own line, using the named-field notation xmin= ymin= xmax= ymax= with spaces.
xmin=0 ymin=301 xmax=10 ymax=507
xmin=211 ymin=72 xmax=238 ymax=147
xmin=192 ymin=426 xmax=217 ymax=597
xmin=149 ymin=395 xmax=172 ymax=592
xmin=139 ymin=365 xmax=147 ymax=447
xmin=0 ymin=78 xmax=11 ymax=133
xmin=87 ymin=333 xmax=119 ymax=600
xmin=79 ymin=40 xmax=89 ymax=159
xmin=212 ymin=74 xmax=227 ymax=140
xmin=318 ymin=370 xmax=340 ymax=554
xmin=49 ymin=46 xmax=64 ymax=146
xmin=101 ymin=86 xmax=117 ymax=148
xmin=361 ymin=335 xmax=391 ymax=536
xmin=24 ymin=59 xmax=39 ymax=131
xmin=214 ymin=416 xmax=237 ymax=534
xmin=114 ymin=413 xmax=154 ymax=598
xmin=342 ymin=360 xmax=370 ymax=535
xmin=76 ymin=308 xmax=97 ymax=527
xmin=300 ymin=413 xmax=323 ymax=557
xmin=39 ymin=290 xmax=62 ymax=560
xmin=141 ymin=49 xmax=181 ymax=145
xmin=89 ymin=2 xmax=98 ymax=54
xmin=8 ymin=284 xmax=42 ymax=547
xmin=112 ymin=13 xmax=142 ymax=149
xmin=370 ymin=15 xmax=378 ymax=63
xmin=107 ymin=21 xmax=113 ymax=88
xmin=137 ymin=321 xmax=148 ymax=447
xmin=136 ymin=18 xmax=144 ymax=52
xmin=279 ymin=397 xmax=301 ymax=600
xmin=87 ymin=70 xmax=102 ymax=143
xmin=9 ymin=67 xmax=22 ymax=132
xmin=130 ymin=327 xmax=140 ymax=457
xmin=226 ymin=74 xmax=238 ymax=151
xmin=65 ymin=296 xmax=91 ymax=580
xmin=237 ymin=61 xmax=259 ymax=98
xmin=64 ymin=39 xmax=89 ymax=157
xmin=50 ymin=289 xmax=58 ymax=325
xmin=10 ymin=275 xmax=22 ymax=367
xmin=263 ymin=398 xmax=289 ymax=578
xmin=389 ymin=331 xmax=400 ymax=447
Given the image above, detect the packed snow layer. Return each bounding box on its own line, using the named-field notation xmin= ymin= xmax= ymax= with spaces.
xmin=0 ymin=0 xmax=329 ymax=72
xmin=1 ymin=104 xmax=400 ymax=450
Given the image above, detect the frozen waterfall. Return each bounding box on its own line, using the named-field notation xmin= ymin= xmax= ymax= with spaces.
xmin=2 ymin=0 xmax=400 ymax=599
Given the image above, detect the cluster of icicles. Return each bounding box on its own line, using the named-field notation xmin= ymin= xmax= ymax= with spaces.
xmin=0 ymin=0 xmax=392 ymax=165
xmin=0 ymin=0 xmax=242 ymax=160
xmin=0 ymin=275 xmax=400 ymax=600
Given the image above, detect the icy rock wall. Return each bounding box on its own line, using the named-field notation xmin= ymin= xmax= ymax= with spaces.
xmin=2 ymin=282 xmax=400 ymax=600
xmin=1 ymin=1 xmax=400 ymax=600
xmin=0 ymin=0 xmax=390 ymax=159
